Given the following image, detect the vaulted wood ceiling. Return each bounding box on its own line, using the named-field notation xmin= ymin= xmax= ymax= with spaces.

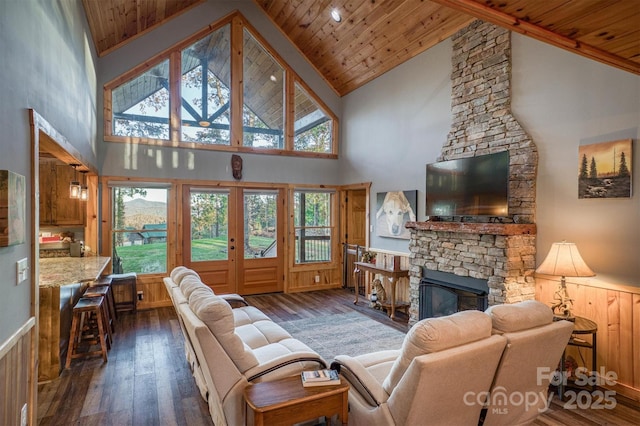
xmin=83 ymin=0 xmax=640 ymax=96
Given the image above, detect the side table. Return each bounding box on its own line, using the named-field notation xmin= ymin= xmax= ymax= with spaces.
xmin=244 ymin=374 xmax=349 ymax=426
xmin=353 ymin=261 xmax=409 ymax=319
xmin=558 ymin=315 xmax=597 ymax=397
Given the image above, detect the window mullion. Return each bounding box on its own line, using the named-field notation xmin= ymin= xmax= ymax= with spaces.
xmin=170 ymin=50 xmax=182 ymax=144
xmin=230 ymin=15 xmax=244 ymax=147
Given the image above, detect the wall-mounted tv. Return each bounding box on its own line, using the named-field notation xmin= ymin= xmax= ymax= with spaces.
xmin=426 ymin=151 xmax=509 ymax=217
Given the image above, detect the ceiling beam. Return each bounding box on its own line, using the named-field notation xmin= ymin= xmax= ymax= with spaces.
xmin=430 ymin=0 xmax=640 ymax=75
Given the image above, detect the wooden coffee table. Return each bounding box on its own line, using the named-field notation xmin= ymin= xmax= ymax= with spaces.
xmin=244 ymin=374 xmax=349 ymax=426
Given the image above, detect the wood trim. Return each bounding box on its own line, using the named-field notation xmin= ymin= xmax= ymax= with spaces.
xmin=231 ymin=14 xmax=244 ymax=147
xmin=169 ymin=50 xmax=181 ymax=144
xmin=430 ymin=0 xmax=640 ymax=75
xmin=0 ymin=317 xmax=35 ymax=360
xmin=536 ymin=277 xmax=640 ymax=400
xmin=0 ymin=318 xmax=34 ymax=426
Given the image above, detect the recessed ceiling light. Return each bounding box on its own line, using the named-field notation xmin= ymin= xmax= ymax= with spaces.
xmin=270 ymin=75 xmax=277 ymax=82
xmin=330 ymin=9 xmax=341 ymax=23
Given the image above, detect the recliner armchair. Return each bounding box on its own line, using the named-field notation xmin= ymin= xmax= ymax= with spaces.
xmin=332 ymin=310 xmax=508 ymax=426
xmin=481 ymin=300 xmax=574 ymax=426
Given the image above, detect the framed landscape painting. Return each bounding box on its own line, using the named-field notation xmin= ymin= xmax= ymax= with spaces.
xmin=578 ymin=139 xmax=632 ymax=199
xmin=0 ymin=170 xmax=26 ymax=246
xmin=375 ymin=190 xmax=417 ymax=239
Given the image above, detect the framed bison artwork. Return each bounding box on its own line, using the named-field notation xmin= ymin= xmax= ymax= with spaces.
xmin=375 ymin=190 xmax=417 ymax=239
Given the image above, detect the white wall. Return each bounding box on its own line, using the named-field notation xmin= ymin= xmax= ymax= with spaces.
xmin=340 ymin=40 xmax=453 ymax=253
xmin=0 ymin=0 xmax=97 ymax=343
xmin=98 ymin=1 xmax=342 ymax=185
xmin=511 ymin=34 xmax=640 ymax=286
xmin=341 ymin=33 xmax=639 ymax=286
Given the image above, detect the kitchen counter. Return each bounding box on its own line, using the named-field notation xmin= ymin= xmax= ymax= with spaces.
xmin=38 ymin=255 xmax=110 ymax=382
xmin=39 ymin=256 xmax=111 ymax=288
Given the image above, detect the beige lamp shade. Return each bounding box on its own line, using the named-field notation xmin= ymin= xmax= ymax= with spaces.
xmin=536 ymin=242 xmax=595 ymax=277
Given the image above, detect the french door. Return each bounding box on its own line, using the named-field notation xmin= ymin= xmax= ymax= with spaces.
xmin=182 ymin=186 xmax=284 ymax=295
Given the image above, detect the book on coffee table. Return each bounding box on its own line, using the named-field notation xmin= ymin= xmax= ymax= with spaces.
xmin=301 ymin=369 xmax=340 ymax=387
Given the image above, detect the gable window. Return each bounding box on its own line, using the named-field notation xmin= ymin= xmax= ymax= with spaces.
xmin=111 ymin=60 xmax=170 ymax=140
xmin=181 ymin=25 xmax=232 ymax=145
xmin=111 ymin=184 xmax=168 ymax=275
xmin=243 ymin=29 xmax=285 ymax=149
xmin=293 ymin=82 xmax=333 ymax=153
xmin=104 ymin=12 xmax=338 ymax=158
xmin=293 ymin=190 xmax=334 ymax=264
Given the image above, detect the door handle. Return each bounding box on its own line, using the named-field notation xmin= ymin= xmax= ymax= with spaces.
xmin=230 ymin=246 xmax=235 ymax=250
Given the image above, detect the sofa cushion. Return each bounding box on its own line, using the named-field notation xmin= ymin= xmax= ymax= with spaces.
xmin=171 ymin=266 xmax=201 ymax=286
xmin=486 ymin=300 xmax=553 ymax=333
xmin=382 ymin=310 xmax=492 ymax=393
xmin=233 ymin=306 xmax=271 ymax=326
xmin=181 ymin=275 xmax=212 ymax=299
xmin=189 ymin=292 xmax=258 ymax=373
xmin=235 ymin=320 xmax=293 ymax=349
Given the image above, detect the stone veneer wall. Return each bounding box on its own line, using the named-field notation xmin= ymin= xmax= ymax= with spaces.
xmin=408 ymin=21 xmax=538 ymax=324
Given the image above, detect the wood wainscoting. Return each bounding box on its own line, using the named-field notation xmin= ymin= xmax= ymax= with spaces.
xmin=0 ymin=317 xmax=35 ymax=426
xmin=536 ymin=276 xmax=640 ymax=401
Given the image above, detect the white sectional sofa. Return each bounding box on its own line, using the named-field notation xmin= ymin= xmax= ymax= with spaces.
xmin=164 ymin=266 xmax=326 ymax=426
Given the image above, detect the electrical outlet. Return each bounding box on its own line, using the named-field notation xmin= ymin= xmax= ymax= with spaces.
xmin=314 ymin=275 xmax=320 ymax=283
xmin=137 ymin=291 xmax=144 ymax=301
xmin=20 ymin=403 xmax=27 ymax=426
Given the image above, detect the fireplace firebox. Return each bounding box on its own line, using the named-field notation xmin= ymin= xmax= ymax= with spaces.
xmin=419 ymin=269 xmax=488 ymax=319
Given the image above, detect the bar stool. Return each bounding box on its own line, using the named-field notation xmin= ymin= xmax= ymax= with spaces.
xmin=66 ymin=296 xmax=109 ymax=368
xmin=107 ymin=272 xmax=138 ymax=314
xmin=90 ymin=276 xmax=117 ymax=330
xmin=83 ymin=285 xmax=115 ymax=339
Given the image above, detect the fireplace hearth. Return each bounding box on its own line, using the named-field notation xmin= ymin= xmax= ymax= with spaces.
xmin=419 ymin=270 xmax=488 ymax=319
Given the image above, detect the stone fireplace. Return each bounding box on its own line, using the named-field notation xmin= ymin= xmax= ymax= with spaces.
xmin=407 ymin=21 xmax=538 ymax=325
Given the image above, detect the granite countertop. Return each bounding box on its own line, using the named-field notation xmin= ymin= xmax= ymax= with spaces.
xmin=39 ymin=256 xmax=111 ymax=288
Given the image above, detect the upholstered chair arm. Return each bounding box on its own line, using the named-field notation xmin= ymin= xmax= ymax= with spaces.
xmin=332 ymin=354 xmax=393 ymax=407
xmin=219 ymin=293 xmax=249 ymax=307
xmin=246 ymin=352 xmax=327 ymax=381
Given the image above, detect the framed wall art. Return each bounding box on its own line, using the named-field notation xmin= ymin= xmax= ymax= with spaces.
xmin=578 ymin=139 xmax=632 ymax=199
xmin=375 ymin=190 xmax=417 ymax=239
xmin=0 ymin=170 xmax=26 ymax=246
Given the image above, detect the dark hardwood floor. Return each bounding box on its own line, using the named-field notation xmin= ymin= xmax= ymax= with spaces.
xmin=37 ymin=288 xmax=639 ymax=425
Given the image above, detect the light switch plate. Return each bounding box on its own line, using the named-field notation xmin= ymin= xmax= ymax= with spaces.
xmin=16 ymin=258 xmax=28 ymax=285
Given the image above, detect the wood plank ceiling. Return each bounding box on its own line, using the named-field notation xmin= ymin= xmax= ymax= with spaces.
xmin=83 ymin=0 xmax=640 ymax=97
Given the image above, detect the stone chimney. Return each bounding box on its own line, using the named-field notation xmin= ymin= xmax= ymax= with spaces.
xmin=407 ymin=21 xmax=538 ymax=324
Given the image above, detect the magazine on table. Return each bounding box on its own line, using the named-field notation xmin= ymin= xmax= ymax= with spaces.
xmin=301 ymin=369 xmax=340 ymax=387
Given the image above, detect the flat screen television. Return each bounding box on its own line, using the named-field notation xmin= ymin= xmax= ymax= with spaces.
xmin=426 ymin=151 xmax=509 ymax=217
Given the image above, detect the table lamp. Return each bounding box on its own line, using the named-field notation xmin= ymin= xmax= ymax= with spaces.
xmin=535 ymin=241 xmax=595 ymax=320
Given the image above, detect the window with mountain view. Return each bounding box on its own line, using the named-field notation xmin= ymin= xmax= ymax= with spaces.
xmin=111 ymin=186 xmax=168 ymax=274
xmin=103 ymin=12 xmax=338 ymax=156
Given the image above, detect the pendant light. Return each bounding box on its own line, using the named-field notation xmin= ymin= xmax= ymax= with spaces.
xmin=79 ymin=171 xmax=89 ymax=201
xmin=69 ymin=164 xmax=81 ymax=199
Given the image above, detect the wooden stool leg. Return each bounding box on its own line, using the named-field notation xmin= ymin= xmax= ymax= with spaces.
xmin=96 ymin=308 xmax=108 ymax=362
xmin=66 ymin=310 xmax=80 ymax=368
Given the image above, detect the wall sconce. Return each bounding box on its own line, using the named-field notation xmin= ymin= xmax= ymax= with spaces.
xmin=535 ymin=241 xmax=595 ymax=320
xmin=69 ymin=164 xmax=81 ymax=199
xmin=79 ymin=171 xmax=88 ymax=201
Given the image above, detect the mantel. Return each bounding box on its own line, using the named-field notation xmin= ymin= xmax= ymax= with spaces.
xmin=405 ymin=221 xmax=536 ymax=236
